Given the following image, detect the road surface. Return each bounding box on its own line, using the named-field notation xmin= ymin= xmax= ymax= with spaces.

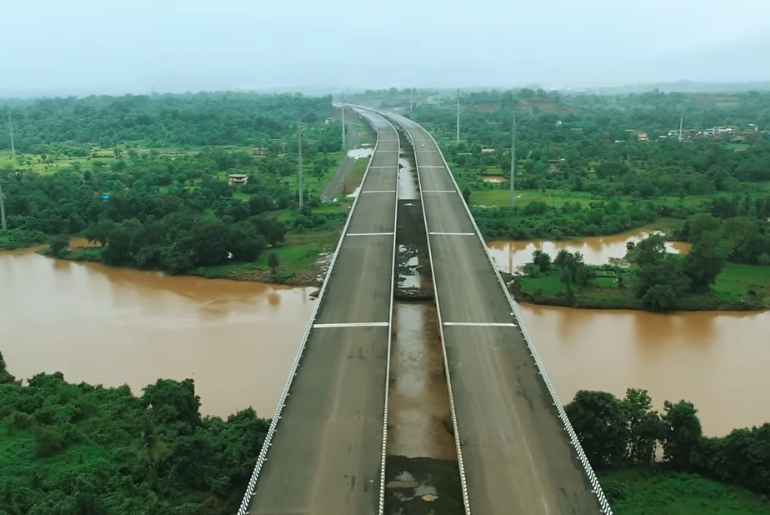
xmin=390 ymin=112 xmax=602 ymax=515
xmin=245 ymin=109 xmax=398 ymax=515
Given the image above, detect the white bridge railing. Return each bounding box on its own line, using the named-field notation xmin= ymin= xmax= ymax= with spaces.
xmin=236 ymin=108 xmax=384 ymax=515
xmin=392 ymin=112 xmax=614 ymax=515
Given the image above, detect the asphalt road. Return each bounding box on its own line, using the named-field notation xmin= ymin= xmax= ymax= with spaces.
xmin=390 ymin=113 xmax=601 ymax=515
xmin=246 ymin=109 xmax=398 ymax=515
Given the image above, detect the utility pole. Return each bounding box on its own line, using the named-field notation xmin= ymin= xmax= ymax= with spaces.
xmin=455 ymin=89 xmax=460 ymax=143
xmin=297 ymin=126 xmax=304 ymax=211
xmin=678 ymin=112 xmax=685 ymax=142
xmin=7 ymin=110 xmax=15 ymax=161
xmin=0 ymin=182 xmax=6 ymax=231
xmin=510 ymin=110 xmax=517 ymax=207
xmin=410 ymin=88 xmax=415 ymax=113
xmin=341 ymin=106 xmax=346 ymax=150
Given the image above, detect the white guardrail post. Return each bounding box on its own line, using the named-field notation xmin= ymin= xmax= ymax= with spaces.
xmin=236 ymin=107 xmax=383 ymax=515
xmin=388 ymin=111 xmax=613 ymax=515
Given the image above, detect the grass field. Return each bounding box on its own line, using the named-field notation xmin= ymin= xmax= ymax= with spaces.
xmin=471 ymin=189 xmax=603 ymax=208
xmin=516 ymin=262 xmax=770 ymax=311
xmin=190 ymin=228 xmax=340 ymax=284
xmin=600 ymin=467 xmax=770 ymax=515
xmin=469 ymin=185 xmax=770 ymax=211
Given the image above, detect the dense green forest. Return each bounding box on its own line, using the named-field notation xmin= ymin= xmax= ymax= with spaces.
xmin=402 ymin=88 xmax=770 ymax=240
xmin=567 ymin=388 xmax=770 ymax=511
xmin=0 ymin=93 xmax=348 ymax=277
xmin=0 ymin=352 xmax=267 ymax=514
xmin=0 ymin=93 xmax=336 ymax=151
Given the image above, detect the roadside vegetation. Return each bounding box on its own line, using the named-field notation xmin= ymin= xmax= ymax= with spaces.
xmin=0 ymin=352 xmax=267 ymax=514
xmin=566 ymin=388 xmax=770 ymax=514
xmin=0 ymin=93 xmax=351 ymax=283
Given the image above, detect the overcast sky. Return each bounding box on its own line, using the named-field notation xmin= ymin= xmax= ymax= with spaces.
xmin=2 ymin=0 xmax=769 ymax=96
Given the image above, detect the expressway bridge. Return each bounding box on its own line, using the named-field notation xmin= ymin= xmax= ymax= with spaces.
xmin=237 ymin=108 xmax=613 ymax=515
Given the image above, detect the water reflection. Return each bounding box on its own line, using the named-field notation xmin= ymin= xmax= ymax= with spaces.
xmin=488 ymin=228 xmax=691 ymax=273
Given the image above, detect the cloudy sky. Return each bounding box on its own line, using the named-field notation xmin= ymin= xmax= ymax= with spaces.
xmin=1 ymin=0 xmax=769 ymax=96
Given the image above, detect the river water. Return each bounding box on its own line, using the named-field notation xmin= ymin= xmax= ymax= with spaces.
xmin=487 ymin=228 xmax=691 ymax=272
xmin=0 ymin=250 xmax=314 ymax=419
xmin=1 ymin=228 xmax=768 ymax=435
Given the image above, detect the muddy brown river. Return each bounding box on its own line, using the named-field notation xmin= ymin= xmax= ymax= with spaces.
xmin=2 ymin=235 xmax=768 ymax=435
xmin=487 ymin=228 xmax=691 ymax=272
xmin=0 ymin=250 xmax=314 ymax=419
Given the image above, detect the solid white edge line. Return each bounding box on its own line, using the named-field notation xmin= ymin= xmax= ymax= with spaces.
xmin=361 ymin=190 xmax=397 ymax=193
xmin=352 ymin=105 xmax=399 ymax=515
xmin=429 ymin=232 xmax=475 ymax=236
xmin=423 ymin=190 xmax=457 ymax=193
xmin=398 ymin=113 xmax=615 ymax=515
xmin=346 ymin=232 xmax=394 ymax=236
xmin=236 ymin=107 xmax=385 ymax=515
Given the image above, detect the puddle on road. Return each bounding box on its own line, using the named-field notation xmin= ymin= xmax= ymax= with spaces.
xmin=398 ymin=156 xmax=419 ymax=200
xmin=347 ymin=147 xmax=373 ymax=160
xmin=389 ymin=302 xmax=455 ymax=460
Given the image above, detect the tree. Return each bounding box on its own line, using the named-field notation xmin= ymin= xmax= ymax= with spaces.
xmin=622 ymin=389 xmax=662 ymax=464
xmin=142 ymin=378 xmax=201 ymax=428
xmin=685 ymin=233 xmax=728 ymax=292
xmin=630 ymin=233 xmax=666 ymax=267
xmin=268 ymin=252 xmax=280 ymax=276
xmin=0 ymin=351 xmax=16 ymax=384
xmin=565 ymin=390 xmax=628 ymax=468
xmin=48 ymin=235 xmax=70 ymax=258
xmin=83 ymin=219 xmax=115 ymax=246
xmin=661 ymin=400 xmax=702 ymax=470
xmin=532 ymin=250 xmax=551 ymax=272
xmin=635 ymin=254 xmax=690 ymax=311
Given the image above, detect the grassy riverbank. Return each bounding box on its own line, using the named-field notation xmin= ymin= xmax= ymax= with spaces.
xmin=514 ymin=262 xmax=770 ymax=311
xmin=0 ymin=229 xmax=47 ymax=250
xmin=59 ymin=224 xmax=342 ymax=287
xmin=600 ymin=467 xmax=770 ymax=514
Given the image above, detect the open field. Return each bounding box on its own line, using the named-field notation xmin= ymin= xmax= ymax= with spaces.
xmin=471 ymin=188 xmax=603 ymax=208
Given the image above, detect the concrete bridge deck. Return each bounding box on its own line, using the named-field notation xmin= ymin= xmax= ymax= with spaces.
xmin=389 ymin=112 xmax=607 ymax=515
xmin=240 ymin=109 xmax=398 ymax=515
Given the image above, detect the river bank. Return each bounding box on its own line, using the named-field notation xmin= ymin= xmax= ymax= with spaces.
xmin=512 ymin=261 xmax=770 ymax=311
xmin=489 ymin=228 xmax=770 ymax=312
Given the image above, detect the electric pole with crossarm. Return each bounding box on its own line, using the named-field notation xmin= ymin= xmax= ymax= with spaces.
xmin=510 ymin=110 xmax=517 ymax=207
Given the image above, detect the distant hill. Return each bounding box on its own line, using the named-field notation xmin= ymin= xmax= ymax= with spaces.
xmin=578 ymin=80 xmax=770 ymax=95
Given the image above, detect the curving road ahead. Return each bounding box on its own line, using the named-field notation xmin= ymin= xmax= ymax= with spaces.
xmin=389 ymin=112 xmax=604 ymax=515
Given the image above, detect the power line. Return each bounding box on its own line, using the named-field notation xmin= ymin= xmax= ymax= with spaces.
xmin=341 ymin=106 xmax=346 ymax=150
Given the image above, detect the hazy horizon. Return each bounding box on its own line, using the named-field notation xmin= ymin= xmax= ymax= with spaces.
xmin=2 ymin=0 xmax=769 ymax=97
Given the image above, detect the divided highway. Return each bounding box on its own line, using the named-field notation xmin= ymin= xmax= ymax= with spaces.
xmin=239 ymin=109 xmax=398 ymax=515
xmin=389 ymin=112 xmax=610 ymax=515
